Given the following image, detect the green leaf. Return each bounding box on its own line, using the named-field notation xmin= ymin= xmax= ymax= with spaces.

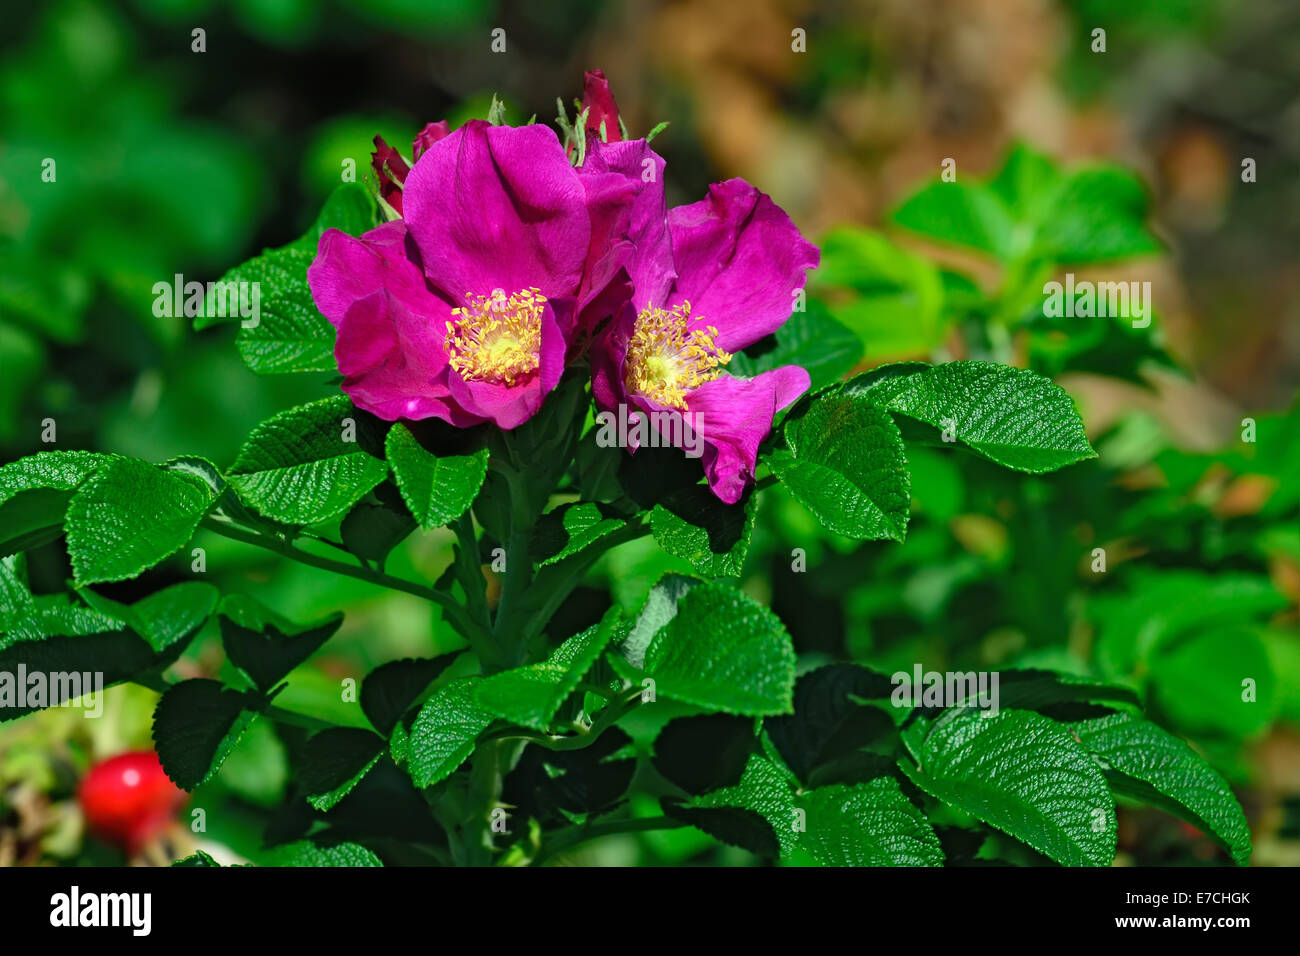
xmin=574 ymin=427 xmax=625 ymax=504
xmin=1034 ymin=167 xmax=1161 ymax=264
xmin=385 ymin=423 xmax=489 ymax=529
xmin=1149 ymin=627 xmax=1275 ymax=738
xmin=531 ymin=501 xmax=627 ymax=567
xmin=405 ymin=677 xmax=497 ymax=787
xmin=649 ymin=485 xmax=756 ymax=577
xmin=993 ymin=669 xmax=1141 ymax=713
xmin=798 ymin=779 xmax=944 ymax=866
xmin=900 ymin=709 xmax=1116 ymax=866
xmin=172 ymin=850 xmax=223 ymax=867
xmin=478 ymin=372 xmax=590 ymax=535
xmin=642 ymin=580 xmax=795 ymax=716
xmin=765 ymin=663 xmax=897 ymax=784
xmin=849 ymin=360 xmax=1096 ymax=472
xmin=676 ymin=754 xmax=797 ymax=857
xmin=1 ymin=568 xmax=208 ymax=721
xmin=339 ymin=495 xmax=417 ymax=567
xmin=361 ymin=654 xmax=459 ymax=735
xmin=617 ymin=573 xmax=699 ymax=670
xmin=213 ymin=184 xmax=378 ymax=374
xmin=0 ymin=557 xmax=38 ymax=639
xmin=163 ymin=456 xmax=226 ymax=497
xmin=216 ymin=718 xmax=288 ymax=807
xmin=228 ymin=396 xmax=389 ymax=525
xmin=218 ymin=593 xmax=342 ymax=692
xmin=0 ymin=450 xmax=105 ymax=557
xmin=1 ymin=561 xmax=121 ymax=648
xmin=475 ymin=612 xmax=620 ymax=731
xmin=0 ymin=628 xmax=160 ymax=721
xmin=269 ymin=840 xmax=382 ymax=867
xmin=78 ymin=581 xmax=219 ymax=654
xmin=772 ymin=388 xmax=910 ymax=541
xmin=152 ymin=679 xmax=264 ymax=790
xmin=728 ymin=299 xmax=863 ymax=390
xmin=65 ymin=456 xmax=215 ymax=585
xmin=891 ymin=181 xmax=1016 ymax=260
xmin=988 ymin=142 xmax=1062 ymax=219
xmin=299 ymin=727 xmax=387 ymax=812
xmin=1072 ymin=713 xmax=1251 ymax=866
xmin=892 ymin=145 xmax=1159 ymax=266
xmin=653 ymin=714 xmax=757 ymax=794
xmin=1094 ymin=571 xmax=1286 ymax=676
xmin=809 ymin=229 xmax=947 ymax=359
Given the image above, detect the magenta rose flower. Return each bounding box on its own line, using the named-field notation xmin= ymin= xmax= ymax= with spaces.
xmin=569 ymin=136 xmax=669 ymax=358
xmin=309 ymin=120 xmax=591 ymax=429
xmin=586 ymin=143 xmax=819 ymax=504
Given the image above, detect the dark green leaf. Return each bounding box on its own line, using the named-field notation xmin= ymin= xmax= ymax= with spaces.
xmin=649 ymin=485 xmax=755 ymax=577
xmin=153 ymin=678 xmax=264 ymax=790
xmin=994 ymin=668 xmax=1140 ymax=713
xmin=78 ymin=581 xmax=219 ymax=654
xmin=531 ymin=501 xmax=626 ymax=568
xmin=339 ymin=484 xmax=417 ymax=567
xmin=653 ymin=714 xmax=755 ymax=794
xmin=677 ymin=754 xmax=797 ymax=856
xmin=299 ymin=727 xmax=387 ymax=812
xmin=766 ymin=663 xmax=897 ymax=783
xmin=361 ymin=654 xmax=459 ymax=735
xmin=218 ymin=593 xmax=342 ymax=692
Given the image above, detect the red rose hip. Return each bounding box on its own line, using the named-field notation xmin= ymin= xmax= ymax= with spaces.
xmin=78 ymin=751 xmax=188 ymax=855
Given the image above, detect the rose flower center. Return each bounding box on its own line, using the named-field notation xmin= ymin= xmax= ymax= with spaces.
xmin=444 ymin=287 xmax=545 ymax=386
xmin=624 ymin=301 xmax=731 ymax=410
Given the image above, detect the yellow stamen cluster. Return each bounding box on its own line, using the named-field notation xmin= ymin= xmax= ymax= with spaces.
xmin=445 ymin=287 xmax=545 ymax=386
xmin=624 ymin=301 xmax=731 ymax=409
